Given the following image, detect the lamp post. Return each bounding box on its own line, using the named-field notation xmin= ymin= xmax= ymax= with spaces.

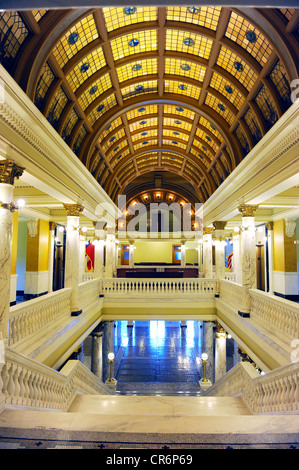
xmin=107 ymin=352 xmax=115 ymax=383
xmin=201 ymin=352 xmax=208 ymax=383
xmin=199 ymin=351 xmax=212 ymax=392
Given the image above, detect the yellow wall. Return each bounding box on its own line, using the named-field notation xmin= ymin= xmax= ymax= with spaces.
xmin=120 ymin=240 xmax=198 ymax=265
xmin=11 ymin=211 xmax=19 ymax=275
xmin=273 ymin=219 xmax=296 ymax=272
xmin=26 ymin=219 xmax=49 ymax=272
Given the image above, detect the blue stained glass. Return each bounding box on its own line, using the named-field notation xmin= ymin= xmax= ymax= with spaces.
xmin=234 ymin=61 xmax=244 ymax=72
xmin=172 ymin=141 xmax=178 ymax=144
xmin=188 ymin=7 xmax=200 ymax=14
xmin=184 ymin=37 xmax=194 ymax=46
xmin=176 ymin=107 xmax=184 ymax=112
xmin=135 ymin=85 xmax=144 ymax=91
xmin=80 ymin=63 xmax=89 ymax=73
xmin=129 ymin=38 xmax=139 ymax=47
xmin=225 ymin=85 xmax=233 ymax=94
xmin=109 ymin=136 xmax=116 ymax=142
xmin=114 ymin=146 xmax=119 ymax=152
xmin=198 ymin=154 xmax=203 ymax=159
xmin=175 ymin=120 xmax=182 ymax=124
xmin=106 ymin=124 xmax=111 ymax=130
xmin=90 ymin=86 xmax=98 ymax=94
xmin=178 ymin=84 xmax=187 ymax=90
xmin=245 ymin=30 xmax=257 ymax=43
xmin=141 ymin=132 xmax=148 ymax=136
xmin=173 ymin=131 xmax=179 ymax=135
xmin=202 ymin=146 xmax=207 ymax=151
xmin=138 ymin=107 xmax=146 ymax=112
xmin=205 ymin=135 xmax=211 ymax=141
xmin=124 ymin=7 xmax=136 ymax=15
xmin=117 ymin=155 xmax=122 ymax=159
xmin=97 ymin=104 xmax=104 ymax=112
xmin=68 ymin=32 xmax=79 ymax=45
xmin=181 ymin=63 xmax=190 ymax=71
xmin=218 ymin=103 xmax=225 ymax=111
xmin=132 ymin=64 xmax=142 ymax=71
xmin=142 ymin=141 xmax=149 ymax=144
xmin=140 ymin=120 xmax=147 ymax=125
xmin=210 ymin=124 xmax=216 ymax=130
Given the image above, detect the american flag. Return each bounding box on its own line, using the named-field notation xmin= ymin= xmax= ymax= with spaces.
xmin=226 ymin=252 xmax=233 ymax=270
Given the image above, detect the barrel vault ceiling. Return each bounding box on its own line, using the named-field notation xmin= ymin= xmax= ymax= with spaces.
xmin=0 ymin=6 xmax=298 ymax=207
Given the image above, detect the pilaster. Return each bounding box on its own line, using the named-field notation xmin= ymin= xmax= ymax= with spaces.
xmin=213 ymin=221 xmax=227 ymax=295
xmin=202 ymin=226 xmax=213 ymax=279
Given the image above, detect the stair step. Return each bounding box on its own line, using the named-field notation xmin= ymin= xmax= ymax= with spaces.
xmin=68 ymin=394 xmax=252 ymax=416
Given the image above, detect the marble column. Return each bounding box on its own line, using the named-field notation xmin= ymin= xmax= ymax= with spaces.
xmin=105 ymin=229 xmax=116 ymax=278
xmin=48 ymin=222 xmax=56 ymax=293
xmin=213 ymin=221 xmax=227 ymax=295
xmin=91 ymin=325 xmax=103 ymax=379
xmin=203 ymin=321 xmax=214 ymax=383
xmin=0 ymin=160 xmax=24 ymax=340
xmin=238 ymin=204 xmax=258 ymax=317
xmin=102 ymin=321 xmax=113 ymax=382
xmin=93 ymin=226 xmax=105 ymax=293
xmin=64 ymin=203 xmax=84 ymax=316
xmin=202 ymin=227 xmax=214 ymax=278
xmin=180 ymin=242 xmax=186 ymax=268
xmin=215 ymin=322 xmax=226 ymax=381
xmin=129 ymin=241 xmax=135 ymax=268
xmin=232 ymin=229 xmax=241 ymax=284
xmin=79 ymin=232 xmax=86 ymax=283
xmin=266 ymin=221 xmax=274 ymax=294
xmin=197 ymin=239 xmax=203 ymax=275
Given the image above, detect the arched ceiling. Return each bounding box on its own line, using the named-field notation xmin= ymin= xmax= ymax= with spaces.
xmin=1 ymin=6 xmax=298 ymax=205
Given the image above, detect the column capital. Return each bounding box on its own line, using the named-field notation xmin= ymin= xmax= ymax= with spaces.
xmin=238 ymin=204 xmax=259 ymax=217
xmin=215 ymin=321 xmax=226 ymax=337
xmin=265 ymin=221 xmax=273 ymax=231
xmin=63 ymin=203 xmax=84 ymax=217
xmin=203 ymin=226 xmax=214 ymax=235
xmin=49 ymin=222 xmax=57 ymax=231
xmin=213 ymin=221 xmax=227 ymax=231
xmin=0 ymin=160 xmax=24 ymax=185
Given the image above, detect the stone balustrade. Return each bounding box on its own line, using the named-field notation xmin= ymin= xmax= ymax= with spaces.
xmin=0 ymin=346 xmax=111 ymax=411
xmin=218 ymin=279 xmax=246 ymax=312
xmin=250 ymin=289 xmax=299 ymax=338
xmin=9 ymin=288 xmax=72 ymax=346
xmin=202 ymin=360 xmax=299 ymax=414
xmin=78 ymin=278 xmax=101 ymax=311
xmin=103 ymin=278 xmax=216 ymax=298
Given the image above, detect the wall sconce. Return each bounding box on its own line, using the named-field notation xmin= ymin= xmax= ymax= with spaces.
xmin=0 ymin=198 xmax=25 ymax=212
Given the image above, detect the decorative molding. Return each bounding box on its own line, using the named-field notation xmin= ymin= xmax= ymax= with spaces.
xmin=203 ymin=226 xmax=214 ymax=235
xmin=49 ymin=221 xmax=57 ymax=231
xmin=285 ymin=218 xmax=296 ymax=237
xmin=0 ymin=159 xmax=24 ymax=185
xmin=27 ymin=219 xmax=38 ymax=238
xmin=238 ymin=204 xmax=259 ymax=217
xmin=265 ymin=221 xmax=273 ymax=231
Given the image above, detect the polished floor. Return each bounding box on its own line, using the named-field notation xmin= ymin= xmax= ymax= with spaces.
xmin=112 ymin=321 xmax=236 ymax=396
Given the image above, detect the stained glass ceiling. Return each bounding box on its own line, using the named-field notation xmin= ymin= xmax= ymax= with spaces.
xmin=0 ymin=6 xmax=298 ymax=203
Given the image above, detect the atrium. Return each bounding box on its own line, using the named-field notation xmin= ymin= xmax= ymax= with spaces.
xmin=0 ymin=2 xmax=298 ymax=450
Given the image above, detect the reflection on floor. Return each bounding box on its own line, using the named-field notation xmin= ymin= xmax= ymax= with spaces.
xmin=113 ymin=321 xmax=206 ymax=396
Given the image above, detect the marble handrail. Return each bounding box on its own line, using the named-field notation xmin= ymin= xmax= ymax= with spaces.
xmin=78 ymin=278 xmax=101 ymax=311
xmin=0 ymin=347 xmax=111 ymax=411
xmin=202 ymin=360 xmax=299 ymax=414
xmin=218 ymin=279 xmax=245 ymax=312
xmin=8 ymin=288 xmax=72 ymax=346
xmin=103 ymin=278 xmax=216 ymax=297
xmin=250 ymin=289 xmax=299 ymax=338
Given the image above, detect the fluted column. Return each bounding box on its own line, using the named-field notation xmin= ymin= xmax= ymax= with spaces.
xmin=105 ymin=229 xmax=116 ymax=278
xmin=0 ymin=160 xmax=24 ymax=339
xmin=238 ymin=204 xmax=258 ymax=317
xmin=215 ymin=322 xmax=226 ymax=381
xmin=64 ymin=203 xmax=84 ymax=316
xmin=266 ymin=221 xmax=274 ymax=294
xmin=203 ymin=227 xmax=213 ymax=278
xmin=232 ymin=229 xmax=241 ymax=284
xmin=213 ymin=221 xmax=227 ymax=295
xmin=48 ymin=222 xmax=56 ymax=293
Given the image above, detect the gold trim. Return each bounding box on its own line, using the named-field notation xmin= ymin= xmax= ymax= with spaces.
xmin=0 ymin=160 xmax=24 ymax=185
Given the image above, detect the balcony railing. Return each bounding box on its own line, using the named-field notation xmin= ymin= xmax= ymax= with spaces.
xmin=103 ymin=278 xmax=216 ymax=298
